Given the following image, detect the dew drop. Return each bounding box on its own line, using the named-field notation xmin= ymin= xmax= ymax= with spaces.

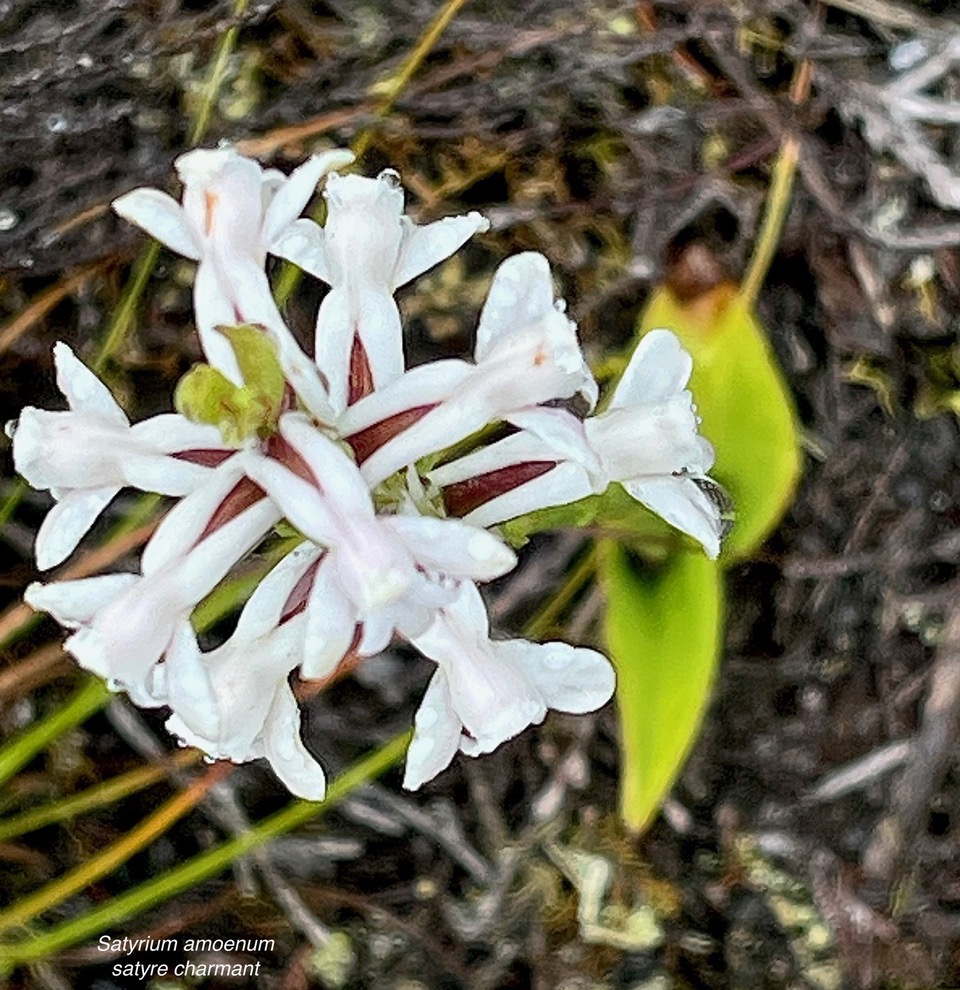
xmin=0 ymin=208 xmax=19 ymax=231
xmin=46 ymin=112 xmax=68 ymax=133
xmin=377 ymin=168 xmax=401 ymax=190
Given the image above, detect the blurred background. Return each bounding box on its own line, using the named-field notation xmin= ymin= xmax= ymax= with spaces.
xmin=1 ymin=1 xmax=960 ymax=987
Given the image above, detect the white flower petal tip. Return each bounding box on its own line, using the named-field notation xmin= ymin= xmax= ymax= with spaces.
xmin=611 ymin=328 xmax=694 ymax=409
xmin=112 ymin=188 xmax=201 ymax=260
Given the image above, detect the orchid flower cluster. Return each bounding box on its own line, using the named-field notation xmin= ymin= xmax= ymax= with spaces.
xmin=14 ymin=146 xmax=725 ymax=800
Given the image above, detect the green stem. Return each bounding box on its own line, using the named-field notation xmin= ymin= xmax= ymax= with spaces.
xmin=0 ymin=680 xmax=110 ymax=790
xmin=188 ymin=0 xmax=251 ymax=145
xmin=0 ymin=751 xmax=199 ymax=844
xmin=524 ymin=547 xmax=598 ymax=640
xmin=738 ymin=134 xmax=800 ymax=308
xmin=0 ymin=730 xmax=410 ymax=972
xmin=93 ymin=0 xmax=251 ymax=372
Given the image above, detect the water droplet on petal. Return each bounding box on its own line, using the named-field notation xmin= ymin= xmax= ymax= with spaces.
xmin=0 ymin=208 xmax=19 ymax=231
xmin=377 ymin=168 xmax=401 ymax=190
xmin=46 ymin=113 xmax=67 ymax=133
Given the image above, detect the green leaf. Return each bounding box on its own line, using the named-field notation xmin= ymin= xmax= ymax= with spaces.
xmin=600 ymin=540 xmax=723 ymax=833
xmin=636 ymin=285 xmax=802 ymax=562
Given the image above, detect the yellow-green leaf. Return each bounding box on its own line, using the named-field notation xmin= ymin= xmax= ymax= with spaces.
xmin=636 ymin=284 xmax=802 ymax=562
xmin=600 ymin=540 xmax=723 ymax=833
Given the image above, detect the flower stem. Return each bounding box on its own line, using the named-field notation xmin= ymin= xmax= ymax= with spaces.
xmin=737 ymin=134 xmax=800 ymax=309
xmin=524 ymin=546 xmax=598 ymax=640
xmin=0 ymin=730 xmax=411 ymax=972
xmin=93 ymin=0 xmax=250 ymax=372
xmin=0 ymin=762 xmax=233 ymax=936
xmin=0 ymin=750 xmax=200 ymax=844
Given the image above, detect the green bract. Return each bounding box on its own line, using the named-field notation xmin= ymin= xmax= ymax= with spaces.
xmin=174 ymin=324 xmax=286 ymax=445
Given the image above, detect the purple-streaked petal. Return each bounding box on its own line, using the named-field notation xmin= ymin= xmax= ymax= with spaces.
xmin=459 ymin=461 xmax=595 ymax=529
xmin=141 ymin=463 xmax=248 ymax=575
xmin=338 ymin=359 xmax=471 ymax=436
xmin=279 ymin=414 xmax=375 ymax=519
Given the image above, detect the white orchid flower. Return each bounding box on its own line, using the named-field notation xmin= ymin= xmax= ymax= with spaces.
xmin=160 ymin=545 xmax=331 ymax=801
xmin=428 ymin=330 xmax=725 ymax=558
xmin=337 ymin=252 xmax=598 ymax=488
xmin=12 ymin=342 xmax=231 ymax=569
xmin=402 ymin=582 xmax=615 ymax=790
xmin=240 ymin=413 xmax=517 ymax=667
xmin=25 ymin=463 xmax=282 ymax=695
xmin=272 ymin=169 xmax=489 ymax=414
xmin=113 ymin=146 xmax=353 ymax=419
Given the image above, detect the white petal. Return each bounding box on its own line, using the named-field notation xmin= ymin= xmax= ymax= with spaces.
xmin=622 ymin=476 xmax=722 ymax=559
xmin=112 ymin=187 xmax=201 ymax=260
xmin=121 ymin=454 xmax=217 ymax=496
xmin=313 ymin=288 xmax=354 ymax=415
xmin=271 ymin=218 xmax=331 ymax=283
xmin=460 ymin=461 xmax=595 ymax=529
xmin=129 ymin=414 xmax=228 ymax=454
xmin=234 ymin=542 xmax=320 ymax=642
xmin=262 ymin=150 xmax=355 ymax=247
xmin=585 ymin=397 xmax=713 ymax=480
xmin=163 ymin=622 xmax=221 ymax=739
xmin=24 ymin=573 xmax=137 ymax=628
xmin=508 ymin=407 xmax=605 ymax=481
xmin=262 ymin=685 xmax=327 ymax=801
xmin=53 ymin=343 xmax=128 ymax=425
xmin=141 ymin=463 xmax=246 ymax=575
xmin=403 ymin=669 xmax=462 ymax=790
xmin=393 ymin=212 xmax=489 ymax=289
xmin=279 ymin=414 xmax=374 ymax=519
xmin=475 ymin=253 xmax=556 ymax=361
xmin=493 ymin=640 xmax=615 ymax=714
xmin=383 ymin=515 xmax=517 ymax=581
xmin=301 ymin=562 xmax=356 ymax=680
xmin=193 ymin=261 xmax=244 ymax=383
xmin=35 ymin=486 xmax=118 ymax=570
xmin=338 ymin=359 xmax=472 ymax=437
xmin=609 ymin=329 xmax=694 ymax=409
